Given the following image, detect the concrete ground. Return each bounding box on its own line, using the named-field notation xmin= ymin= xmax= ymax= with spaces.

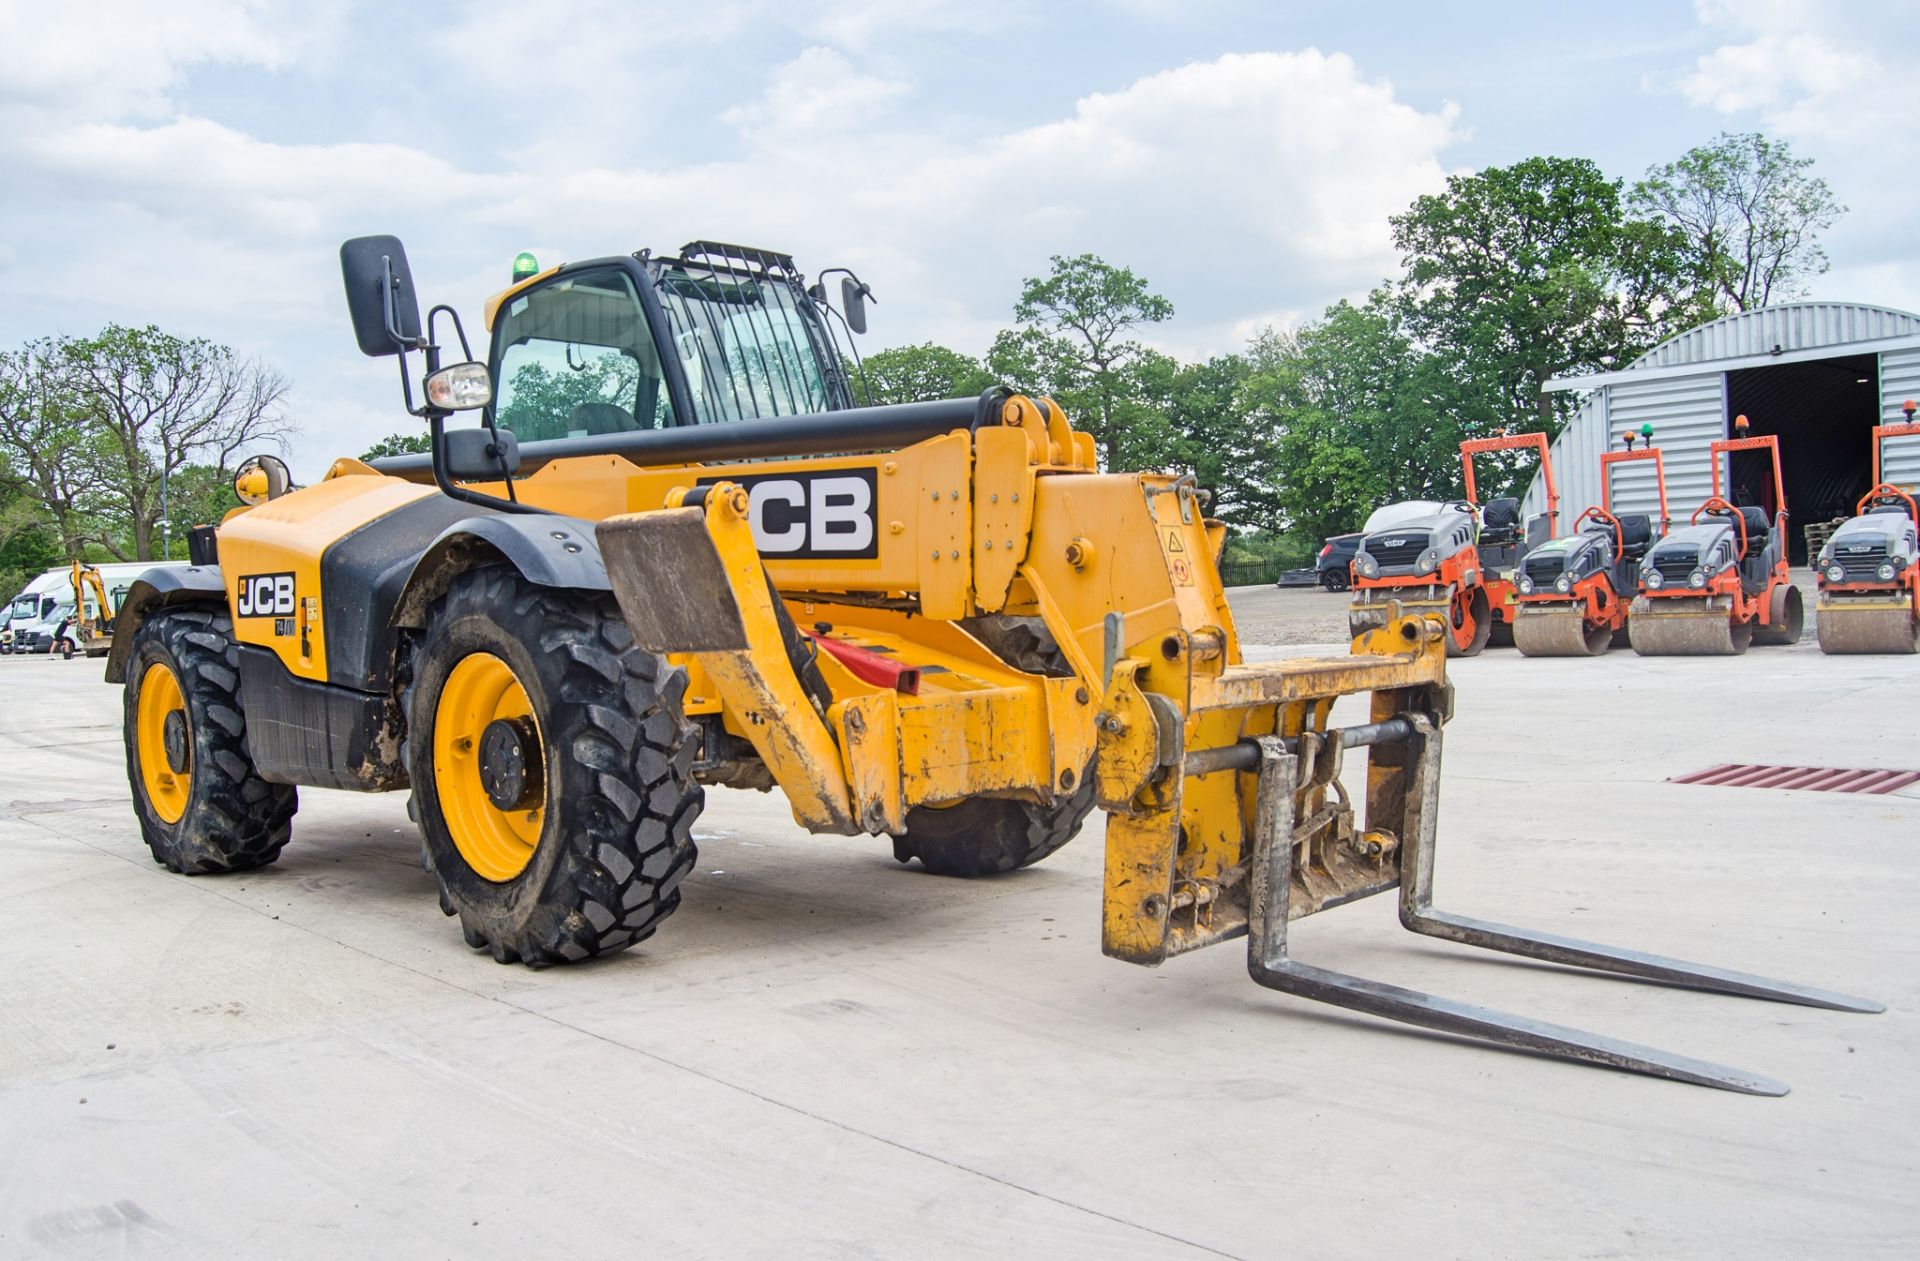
xmin=2 ymin=591 xmax=1915 ymax=1259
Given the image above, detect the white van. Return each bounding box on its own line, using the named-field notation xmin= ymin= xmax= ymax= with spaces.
xmin=3 ymin=563 xmax=187 ymax=654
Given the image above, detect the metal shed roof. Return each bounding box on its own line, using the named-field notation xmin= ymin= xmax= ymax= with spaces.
xmin=1630 ymin=302 xmax=1920 ymax=371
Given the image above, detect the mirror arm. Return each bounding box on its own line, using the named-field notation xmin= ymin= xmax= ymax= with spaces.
xmin=814 ymin=299 xmax=872 ymax=408
xmin=426 ymin=412 xmax=546 ymax=517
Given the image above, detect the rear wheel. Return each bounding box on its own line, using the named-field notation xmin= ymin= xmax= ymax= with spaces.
xmin=123 ymin=607 xmax=297 ymax=873
xmin=891 ymin=775 xmax=1098 ymax=877
xmin=408 ymin=567 xmax=702 ymax=966
xmin=1752 ymin=584 xmax=1805 ymax=646
xmin=1320 ymin=570 xmax=1349 ymax=593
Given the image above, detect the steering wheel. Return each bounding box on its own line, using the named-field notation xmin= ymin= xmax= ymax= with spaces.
xmin=1858 ymin=482 xmax=1920 ymax=527
xmin=1575 ymin=505 xmax=1623 ymax=554
xmin=1693 ymin=496 xmax=1748 ymax=558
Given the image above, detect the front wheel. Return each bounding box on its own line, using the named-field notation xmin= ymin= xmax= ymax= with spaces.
xmin=1445 ymin=585 xmax=1492 ymax=658
xmin=408 ymin=567 xmax=703 ymax=966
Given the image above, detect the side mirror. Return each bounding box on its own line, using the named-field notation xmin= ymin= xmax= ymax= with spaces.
xmin=840 ymin=276 xmax=869 ymax=335
xmin=340 ymin=234 xmax=423 ymax=357
xmin=234 ymin=454 xmax=293 ymax=505
xmin=443 ymin=426 xmax=520 ymax=481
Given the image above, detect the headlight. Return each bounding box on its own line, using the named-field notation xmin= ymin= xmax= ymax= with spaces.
xmin=1689 ymin=569 xmax=1708 ymax=589
xmin=1554 ymin=573 xmax=1573 ymax=593
xmin=1825 ymin=563 xmax=1846 ymax=583
xmin=1644 ymin=568 xmax=1664 ymax=590
xmin=1517 ymin=574 xmax=1534 ymax=595
xmin=1356 ymin=555 xmax=1379 ymax=578
xmin=1416 ymin=548 xmax=1439 ymax=574
xmin=1877 ymin=561 xmax=1898 ymax=582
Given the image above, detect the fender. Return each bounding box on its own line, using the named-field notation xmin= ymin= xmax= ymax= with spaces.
xmin=104 ymin=565 xmax=229 ymax=683
xmin=389 ymin=512 xmax=612 ymax=639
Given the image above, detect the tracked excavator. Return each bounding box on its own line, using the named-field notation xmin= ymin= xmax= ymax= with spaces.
xmin=1512 ymin=431 xmax=1670 ymax=656
xmin=103 ymin=236 xmax=1878 ymax=1094
xmin=1347 ymin=432 xmax=1555 ymax=655
xmin=1815 ymin=402 xmax=1920 ymax=653
xmin=1630 ymin=418 xmax=1805 ymax=655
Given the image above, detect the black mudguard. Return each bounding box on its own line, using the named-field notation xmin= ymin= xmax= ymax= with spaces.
xmin=104 ymin=565 xmax=229 ymax=683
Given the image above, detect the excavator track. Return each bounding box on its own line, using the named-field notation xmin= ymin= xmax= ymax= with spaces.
xmin=1815 ymin=601 xmax=1920 ymax=654
xmin=1627 ymin=597 xmax=1754 ymax=655
xmin=1512 ymin=606 xmax=1611 ymax=656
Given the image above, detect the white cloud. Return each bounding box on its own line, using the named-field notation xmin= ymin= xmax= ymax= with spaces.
xmin=1673 ymin=0 xmax=1920 ymax=312
xmin=722 ymin=47 xmax=912 ymax=140
xmin=0 ymin=8 xmax=1460 ymax=472
xmin=1679 ymin=1 xmax=1879 ymax=131
xmin=0 ymin=0 xmax=284 ymax=119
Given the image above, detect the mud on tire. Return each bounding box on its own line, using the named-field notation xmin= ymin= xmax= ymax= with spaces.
xmin=408 ymin=567 xmax=702 ymax=966
xmin=124 ymin=608 xmax=298 ymax=873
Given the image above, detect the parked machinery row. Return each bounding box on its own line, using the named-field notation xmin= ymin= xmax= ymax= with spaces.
xmin=1341 ymin=409 xmax=1920 ymax=657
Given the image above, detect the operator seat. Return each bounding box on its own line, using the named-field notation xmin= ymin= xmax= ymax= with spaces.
xmin=1480 ymin=498 xmax=1520 ymax=545
xmin=1614 ymin=513 xmax=1653 ymax=560
xmin=1736 ymin=506 xmax=1771 ymax=558
xmin=569 ymin=401 xmax=637 ymax=436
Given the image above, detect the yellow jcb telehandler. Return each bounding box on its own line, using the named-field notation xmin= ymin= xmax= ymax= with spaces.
xmin=105 ymin=236 xmax=1878 ymax=1093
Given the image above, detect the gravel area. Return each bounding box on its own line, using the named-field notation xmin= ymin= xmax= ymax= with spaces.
xmin=1224 ymin=582 xmax=1354 ymax=645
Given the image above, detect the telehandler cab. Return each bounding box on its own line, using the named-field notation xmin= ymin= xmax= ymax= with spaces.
xmin=1814 ymin=402 xmax=1920 ymax=654
xmin=1631 ymin=418 xmax=1805 ymax=655
xmin=106 ymin=236 xmax=1877 ymax=1093
xmin=1347 ymin=431 xmax=1555 ymax=656
xmin=1511 ymin=433 xmax=1670 ymax=657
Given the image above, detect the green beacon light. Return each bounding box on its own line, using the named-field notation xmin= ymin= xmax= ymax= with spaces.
xmin=1639 ymin=422 xmax=1654 ymax=446
xmin=511 ymin=251 xmax=539 ymax=283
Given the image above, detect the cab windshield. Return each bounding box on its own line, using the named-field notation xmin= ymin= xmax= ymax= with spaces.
xmin=492 ymin=269 xmax=671 ymax=443
xmin=655 ymin=266 xmax=831 ymax=423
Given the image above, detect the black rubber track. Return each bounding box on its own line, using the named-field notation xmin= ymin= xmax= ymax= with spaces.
xmin=408 ymin=566 xmax=702 ymax=966
xmin=123 ymin=607 xmax=298 ymax=873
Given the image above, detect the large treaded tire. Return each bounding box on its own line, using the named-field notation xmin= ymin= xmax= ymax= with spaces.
xmin=890 ymin=776 xmax=1098 ymax=877
xmin=123 ymin=607 xmax=298 ymax=873
xmin=408 ymin=567 xmax=702 ymax=967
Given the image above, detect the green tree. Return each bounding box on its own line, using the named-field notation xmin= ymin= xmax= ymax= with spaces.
xmin=58 ymin=325 xmax=295 ymax=559
xmin=1630 ymin=132 xmax=1845 ymax=312
xmin=0 ymin=340 xmax=117 ymax=559
xmin=1137 ymin=351 xmax=1283 ymax=532
xmin=361 ymin=432 xmax=432 ymax=460
xmin=1241 ymin=295 xmax=1478 ymax=543
xmin=159 ymin=464 xmax=244 ymax=558
xmin=1390 ymin=156 xmax=1705 ymax=434
xmin=495 ymin=353 xmax=648 ymax=440
xmin=855 ymin=343 xmax=996 ymax=405
xmin=986 ymin=253 xmax=1175 ymax=467
xmin=0 ymin=470 xmax=61 ymax=602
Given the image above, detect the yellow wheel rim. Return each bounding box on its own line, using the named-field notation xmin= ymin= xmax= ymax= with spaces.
xmin=137 ymin=661 xmax=191 ymax=824
xmin=432 ymin=652 xmax=546 ymax=883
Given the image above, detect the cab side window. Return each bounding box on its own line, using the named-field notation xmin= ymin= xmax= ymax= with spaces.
xmin=493 ymin=268 xmax=672 ymax=441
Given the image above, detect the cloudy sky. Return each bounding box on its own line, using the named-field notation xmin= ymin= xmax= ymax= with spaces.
xmin=2 ymin=0 xmax=1914 ymax=474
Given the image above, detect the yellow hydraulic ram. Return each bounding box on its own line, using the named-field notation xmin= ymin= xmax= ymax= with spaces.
xmin=592 ymin=399 xmax=1879 ymax=1096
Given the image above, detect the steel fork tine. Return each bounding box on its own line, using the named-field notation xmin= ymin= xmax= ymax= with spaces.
xmin=1402 ymin=909 xmax=1886 ymax=1013
xmin=1391 ymin=719 xmax=1885 ymax=1015
xmin=1248 ymin=736 xmax=1794 ymax=1095
xmin=1252 ymin=957 xmax=1789 ymax=1095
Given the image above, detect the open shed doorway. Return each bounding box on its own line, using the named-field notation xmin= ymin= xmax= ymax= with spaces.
xmin=1725 ymin=352 xmax=1880 ymax=563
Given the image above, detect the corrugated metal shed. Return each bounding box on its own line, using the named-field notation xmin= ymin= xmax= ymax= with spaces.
xmin=1880 ymin=346 xmax=1920 ymax=493
xmin=1524 ymin=302 xmax=1920 ymax=529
